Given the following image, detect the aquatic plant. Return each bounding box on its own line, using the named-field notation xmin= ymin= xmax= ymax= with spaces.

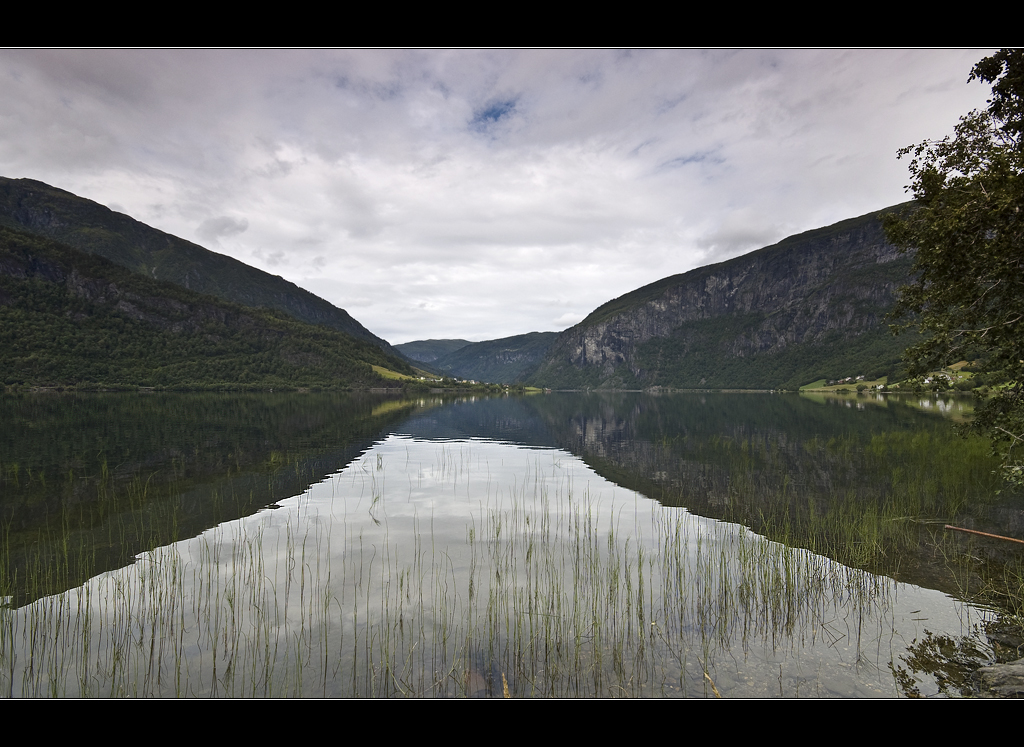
xmin=0 ymin=449 xmax=927 ymax=698
xmin=2 ymin=415 xmax=1019 ymax=699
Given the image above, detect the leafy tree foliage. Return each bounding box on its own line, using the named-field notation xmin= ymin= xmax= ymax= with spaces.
xmin=883 ymin=50 xmax=1024 ymax=482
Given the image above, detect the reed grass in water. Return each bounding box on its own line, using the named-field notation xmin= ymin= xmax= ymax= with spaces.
xmin=1 ymin=451 xmax=915 ymax=698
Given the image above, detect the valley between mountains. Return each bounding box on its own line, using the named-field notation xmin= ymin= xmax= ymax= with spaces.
xmin=1 ymin=176 xmax=917 ymax=392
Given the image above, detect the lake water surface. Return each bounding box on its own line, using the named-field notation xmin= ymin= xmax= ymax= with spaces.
xmin=2 ymin=391 xmax=1021 ymax=697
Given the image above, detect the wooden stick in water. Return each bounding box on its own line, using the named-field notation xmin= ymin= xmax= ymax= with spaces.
xmin=945 ymin=525 xmax=1024 ymax=545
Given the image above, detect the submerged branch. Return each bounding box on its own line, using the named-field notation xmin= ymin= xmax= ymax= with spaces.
xmin=944 ymin=525 xmax=1024 ymax=546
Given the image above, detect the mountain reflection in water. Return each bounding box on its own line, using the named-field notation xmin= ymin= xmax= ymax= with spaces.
xmin=2 ymin=391 xmax=1021 ymax=697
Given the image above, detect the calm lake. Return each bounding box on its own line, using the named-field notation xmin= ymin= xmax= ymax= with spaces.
xmin=2 ymin=390 xmax=1022 ymax=697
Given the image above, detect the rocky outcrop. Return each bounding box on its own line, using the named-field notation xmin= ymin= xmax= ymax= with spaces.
xmin=974 ymin=660 xmax=1024 ymax=697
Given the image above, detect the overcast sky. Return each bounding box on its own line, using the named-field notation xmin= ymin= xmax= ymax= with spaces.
xmin=0 ymin=49 xmax=994 ymax=344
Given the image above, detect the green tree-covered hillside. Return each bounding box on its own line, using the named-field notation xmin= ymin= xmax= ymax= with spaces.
xmin=431 ymin=332 xmax=558 ymax=383
xmin=393 ymin=339 xmax=472 ymax=363
xmin=0 ymin=226 xmax=415 ymax=390
xmin=0 ymin=177 xmax=396 ymax=353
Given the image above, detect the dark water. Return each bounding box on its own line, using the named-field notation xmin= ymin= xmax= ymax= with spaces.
xmin=2 ymin=391 xmax=1021 ymax=697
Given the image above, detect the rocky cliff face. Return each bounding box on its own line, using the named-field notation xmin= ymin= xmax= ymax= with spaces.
xmin=530 ymin=207 xmax=914 ymax=389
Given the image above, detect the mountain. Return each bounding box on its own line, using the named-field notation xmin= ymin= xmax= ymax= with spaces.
xmin=0 ymin=177 xmax=398 ymax=355
xmin=429 ymin=332 xmax=558 ymax=383
xmin=0 ymin=224 xmax=416 ymax=389
xmin=528 ymin=207 xmax=917 ymax=390
xmin=393 ymin=339 xmax=472 ymax=363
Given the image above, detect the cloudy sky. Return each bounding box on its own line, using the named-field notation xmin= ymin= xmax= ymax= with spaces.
xmin=0 ymin=49 xmax=994 ymax=344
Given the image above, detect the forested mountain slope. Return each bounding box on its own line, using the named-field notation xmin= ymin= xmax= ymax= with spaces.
xmin=429 ymin=332 xmax=558 ymax=383
xmin=0 ymin=225 xmax=415 ymax=389
xmin=0 ymin=177 xmax=396 ymax=354
xmin=393 ymin=339 xmax=472 ymax=363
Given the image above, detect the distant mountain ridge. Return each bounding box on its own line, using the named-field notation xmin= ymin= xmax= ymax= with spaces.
xmin=528 ymin=207 xmax=917 ymax=390
xmin=0 ymin=177 xmax=399 ymax=356
xmin=428 ymin=332 xmax=558 ymax=383
xmin=394 ymin=339 xmax=472 ymax=363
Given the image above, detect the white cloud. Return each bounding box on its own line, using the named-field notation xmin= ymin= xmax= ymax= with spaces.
xmin=196 ymin=215 xmax=249 ymax=244
xmin=0 ymin=49 xmax=994 ymax=344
